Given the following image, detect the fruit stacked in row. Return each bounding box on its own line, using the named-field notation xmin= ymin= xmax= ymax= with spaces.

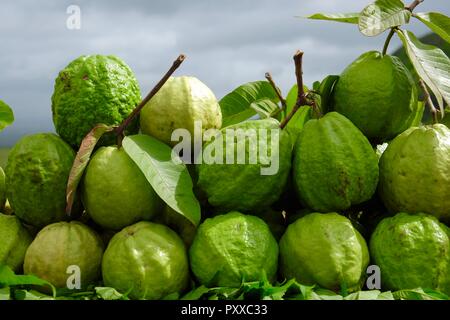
xmin=1 ymin=50 xmax=450 ymax=299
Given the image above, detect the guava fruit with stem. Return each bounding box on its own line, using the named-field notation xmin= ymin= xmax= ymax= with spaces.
xmin=5 ymin=133 xmax=77 ymax=228
xmin=189 ymin=212 xmax=279 ymax=287
xmin=102 ymin=221 xmax=190 ymax=300
xmin=279 ymin=212 xmax=369 ymax=293
xmin=293 ymin=112 xmax=379 ymax=213
xmin=52 ymin=55 xmax=141 ymax=148
xmin=370 ymin=212 xmax=450 ymax=294
xmin=24 ymin=221 xmax=103 ymax=290
xmin=379 ymin=124 xmax=450 ymax=221
xmin=196 ymin=118 xmax=292 ymax=213
xmin=0 ymin=167 xmax=5 ymax=211
xmin=0 ymin=214 xmax=32 ymax=272
xmin=333 ymin=51 xmax=420 ymax=142
xmin=82 ymin=146 xmax=163 ymax=230
xmin=140 ymin=76 xmax=222 ymax=146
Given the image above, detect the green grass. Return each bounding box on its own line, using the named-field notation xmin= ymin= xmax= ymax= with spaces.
xmin=0 ymin=148 xmax=10 ymax=168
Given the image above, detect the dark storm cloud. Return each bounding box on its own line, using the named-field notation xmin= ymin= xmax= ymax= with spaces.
xmin=0 ymin=0 xmax=448 ymax=146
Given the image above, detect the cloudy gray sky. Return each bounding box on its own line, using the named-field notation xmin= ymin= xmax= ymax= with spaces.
xmin=1 ymin=0 xmax=449 ymax=146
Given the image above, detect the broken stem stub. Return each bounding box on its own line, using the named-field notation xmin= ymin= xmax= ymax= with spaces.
xmin=115 ymin=54 xmax=186 ymax=146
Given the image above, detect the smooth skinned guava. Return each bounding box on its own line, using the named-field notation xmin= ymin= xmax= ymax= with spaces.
xmin=140 ymin=76 xmax=222 ymax=146
xmin=0 ymin=214 xmax=32 ymax=272
xmin=333 ymin=51 xmax=420 ymax=142
xmin=189 ymin=212 xmax=279 ymax=287
xmin=82 ymin=146 xmax=162 ymax=230
xmin=0 ymin=167 xmax=5 ymax=211
xmin=293 ymin=112 xmax=379 ymax=213
xmin=279 ymin=212 xmax=369 ymax=292
xmin=196 ymin=118 xmax=292 ymax=213
xmin=52 ymin=55 xmax=141 ymax=148
xmin=102 ymin=221 xmax=190 ymax=300
xmin=370 ymin=212 xmax=450 ymax=294
xmin=379 ymin=124 xmax=450 ymax=221
xmin=5 ymin=133 xmax=77 ymax=228
xmin=24 ymin=221 xmax=103 ymax=290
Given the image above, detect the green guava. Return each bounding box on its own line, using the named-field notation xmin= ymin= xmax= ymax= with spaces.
xmin=293 ymin=112 xmax=379 ymax=212
xmin=379 ymin=124 xmax=450 ymax=221
xmin=102 ymin=221 xmax=190 ymax=300
xmin=24 ymin=221 xmax=103 ymax=290
xmin=279 ymin=212 xmax=369 ymax=292
xmin=82 ymin=146 xmax=162 ymax=230
xmin=140 ymin=76 xmax=222 ymax=146
xmin=0 ymin=214 xmax=32 ymax=272
xmin=189 ymin=212 xmax=279 ymax=287
xmin=370 ymin=212 xmax=450 ymax=294
xmin=196 ymin=118 xmax=292 ymax=213
xmin=333 ymin=51 xmax=420 ymax=142
xmin=52 ymin=55 xmax=141 ymax=148
xmin=153 ymin=205 xmax=197 ymax=247
xmin=5 ymin=133 xmax=76 ymax=228
xmin=0 ymin=167 xmax=5 ymax=211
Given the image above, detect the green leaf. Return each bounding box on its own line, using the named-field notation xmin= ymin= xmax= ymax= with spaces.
xmin=344 ymin=290 xmax=394 ymax=300
xmin=66 ymin=124 xmax=114 ymax=217
xmin=284 ymin=84 xmax=310 ymax=116
xmin=359 ymin=0 xmax=411 ymax=36
xmin=317 ymin=75 xmax=339 ymax=114
xmin=181 ymin=285 xmax=212 ymax=300
xmin=303 ymin=13 xmax=360 ymax=24
xmin=220 ymin=81 xmax=279 ymax=127
xmin=95 ymin=287 xmax=128 ymax=300
xmin=285 ymin=106 xmax=312 ymax=144
xmin=0 ymin=265 xmax=55 ymax=297
xmin=249 ymin=99 xmax=281 ymax=119
xmin=122 ymin=134 xmax=201 ymax=227
xmin=393 ymin=288 xmax=449 ymax=300
xmin=0 ymin=100 xmax=14 ymax=131
xmin=397 ymin=29 xmax=450 ymax=114
xmin=413 ymin=12 xmax=450 ymax=44
xmin=0 ymin=287 xmax=10 ymax=300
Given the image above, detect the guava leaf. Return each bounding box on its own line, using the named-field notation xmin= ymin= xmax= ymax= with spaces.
xmin=303 ymin=13 xmax=360 ymax=24
xmin=344 ymin=290 xmax=394 ymax=300
xmin=181 ymin=285 xmax=211 ymax=300
xmin=393 ymin=288 xmax=449 ymax=300
xmin=317 ymin=75 xmax=339 ymax=114
xmin=220 ymin=81 xmax=279 ymax=127
xmin=283 ymin=84 xmax=310 ymax=115
xmin=66 ymin=124 xmax=114 ymax=217
xmin=397 ymin=29 xmax=450 ymax=114
xmin=95 ymin=287 xmax=128 ymax=300
xmin=413 ymin=12 xmax=450 ymax=44
xmin=359 ymin=0 xmax=411 ymax=36
xmin=122 ymin=134 xmax=201 ymax=227
xmin=0 ymin=265 xmax=56 ymax=297
xmin=250 ymin=99 xmax=281 ymax=119
xmin=0 ymin=100 xmax=14 ymax=131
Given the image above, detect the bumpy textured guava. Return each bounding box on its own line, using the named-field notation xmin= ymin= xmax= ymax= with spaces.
xmin=82 ymin=146 xmax=162 ymax=230
xmin=196 ymin=118 xmax=292 ymax=213
xmin=5 ymin=133 xmax=76 ymax=228
xmin=0 ymin=214 xmax=32 ymax=272
xmin=140 ymin=76 xmax=222 ymax=146
xmin=279 ymin=212 xmax=369 ymax=292
xmin=52 ymin=55 xmax=141 ymax=148
xmin=189 ymin=212 xmax=279 ymax=287
xmin=24 ymin=221 xmax=103 ymax=289
xmin=293 ymin=112 xmax=379 ymax=212
xmin=0 ymin=167 xmax=5 ymax=211
xmin=379 ymin=124 xmax=450 ymax=221
xmin=333 ymin=51 xmax=420 ymax=142
xmin=102 ymin=221 xmax=189 ymax=300
xmin=370 ymin=212 xmax=450 ymax=294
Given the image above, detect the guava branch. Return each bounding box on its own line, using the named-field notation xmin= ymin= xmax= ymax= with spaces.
xmin=115 ymin=54 xmax=186 ymax=146
xmin=280 ymin=50 xmax=309 ymax=129
xmin=419 ymin=79 xmax=439 ymax=124
xmin=406 ymin=0 xmax=424 ymax=12
xmin=265 ymin=72 xmax=287 ymax=115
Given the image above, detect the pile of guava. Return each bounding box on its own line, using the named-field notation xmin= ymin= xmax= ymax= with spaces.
xmin=1 ymin=9 xmax=450 ymax=300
